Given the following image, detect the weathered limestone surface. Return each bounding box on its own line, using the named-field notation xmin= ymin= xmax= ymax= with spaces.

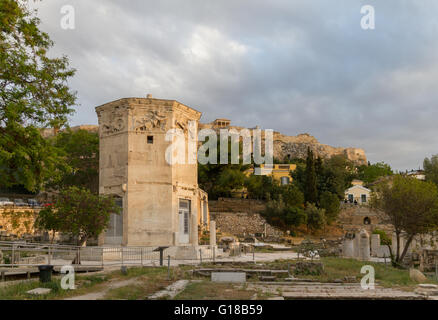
xmin=246 ymin=282 xmax=426 ymax=300
xmin=273 ymin=133 xmax=367 ymax=165
xmin=211 ymin=272 xmax=246 ymax=283
xmin=26 ymin=288 xmax=51 ymax=295
xmin=210 ymin=221 xmax=216 ymax=246
xmin=410 ymin=268 xmax=428 ymax=283
xmin=343 ymin=239 xmax=354 ymax=258
xmin=353 ymin=233 xmax=360 ymax=258
xmin=210 ymin=212 xmax=283 ymax=238
xmin=359 ymin=229 xmax=371 ymax=261
xmin=96 ymin=97 xmax=209 ymax=246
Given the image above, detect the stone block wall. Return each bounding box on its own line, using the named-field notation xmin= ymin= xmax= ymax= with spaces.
xmin=0 ymin=208 xmax=37 ymax=238
xmin=210 ymin=211 xmax=283 ymax=238
xmin=209 ymin=198 xmax=266 ymax=213
xmin=208 ymin=198 xmax=283 ymax=238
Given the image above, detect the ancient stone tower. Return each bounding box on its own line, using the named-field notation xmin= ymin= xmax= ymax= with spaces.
xmin=96 ymin=96 xmax=209 ymax=247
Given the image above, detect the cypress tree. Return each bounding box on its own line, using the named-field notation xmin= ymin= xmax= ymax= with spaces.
xmin=305 ymin=148 xmax=318 ymax=204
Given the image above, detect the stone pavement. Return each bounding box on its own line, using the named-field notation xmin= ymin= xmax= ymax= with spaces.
xmin=246 ymin=282 xmax=429 ymax=300
xmin=148 ymin=279 xmax=192 ymax=300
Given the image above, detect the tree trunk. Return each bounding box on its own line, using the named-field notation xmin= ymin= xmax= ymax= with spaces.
xmin=399 ymin=234 xmax=414 ymax=264
xmin=395 ymin=231 xmax=401 ymax=263
xmin=386 ymin=244 xmax=394 ymax=263
xmin=71 ymin=236 xmax=87 ymax=265
xmin=50 ymin=231 xmax=56 ymax=244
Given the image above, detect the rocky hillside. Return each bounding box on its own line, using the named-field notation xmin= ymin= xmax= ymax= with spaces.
xmin=274 ymin=133 xmax=367 ymax=165
xmin=43 ymin=122 xmax=367 ymax=165
xmin=202 ymin=120 xmax=367 ymax=165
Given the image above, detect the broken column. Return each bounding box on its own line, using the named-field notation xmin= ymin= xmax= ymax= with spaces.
xmin=210 ymin=220 xmax=216 ymax=246
xmin=371 ymin=234 xmax=380 ymax=256
xmin=359 ymin=229 xmax=371 ymax=261
xmin=353 ymin=232 xmax=360 ymax=258
xmin=343 ymin=238 xmax=354 ymax=258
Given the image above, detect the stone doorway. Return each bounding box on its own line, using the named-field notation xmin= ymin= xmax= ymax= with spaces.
xmin=178 ymin=199 xmax=190 ymax=244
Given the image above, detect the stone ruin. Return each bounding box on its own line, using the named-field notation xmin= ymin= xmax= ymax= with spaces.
xmin=342 ymin=229 xmax=372 ymax=261
xmin=343 ymin=229 xmax=438 ymax=268
xmin=419 ymin=250 xmax=438 ymax=272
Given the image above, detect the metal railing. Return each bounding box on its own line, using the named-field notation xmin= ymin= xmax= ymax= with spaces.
xmin=0 ymin=241 xmax=255 ymax=269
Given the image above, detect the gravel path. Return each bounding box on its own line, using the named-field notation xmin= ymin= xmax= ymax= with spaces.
xmin=64 ymin=278 xmax=138 ymax=300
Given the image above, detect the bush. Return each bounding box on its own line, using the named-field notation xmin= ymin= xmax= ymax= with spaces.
xmin=372 ymin=229 xmax=392 ymax=246
xmin=319 ymin=191 xmax=340 ymax=223
xmin=305 ymin=203 xmax=326 ymax=231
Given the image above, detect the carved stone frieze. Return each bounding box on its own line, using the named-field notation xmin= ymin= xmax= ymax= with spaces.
xmin=134 ymin=110 xmax=168 ymax=133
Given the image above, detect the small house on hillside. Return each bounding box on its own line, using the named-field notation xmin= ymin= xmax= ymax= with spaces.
xmin=345 ymin=183 xmax=371 ymax=205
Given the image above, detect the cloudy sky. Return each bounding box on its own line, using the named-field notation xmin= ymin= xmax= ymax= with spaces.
xmin=30 ymin=0 xmax=438 ymax=171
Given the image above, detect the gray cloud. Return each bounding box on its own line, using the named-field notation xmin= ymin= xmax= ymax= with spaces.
xmin=31 ymin=0 xmax=438 ymax=171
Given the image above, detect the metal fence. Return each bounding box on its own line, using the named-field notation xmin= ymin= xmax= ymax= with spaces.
xmin=0 ymin=241 xmax=254 ymax=269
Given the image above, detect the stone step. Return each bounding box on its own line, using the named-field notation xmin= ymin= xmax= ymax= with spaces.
xmin=282 ymin=291 xmax=425 ymax=300
xmin=194 ymin=269 xmax=289 ymax=275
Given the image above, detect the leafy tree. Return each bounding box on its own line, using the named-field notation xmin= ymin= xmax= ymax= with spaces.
xmin=245 ymin=175 xmax=276 ymax=200
xmin=35 ymin=204 xmax=61 ymax=243
xmin=216 ymin=168 xmax=246 ymax=197
xmin=36 ymin=187 xmax=120 ymax=262
xmin=319 ymin=155 xmax=355 ymax=198
xmin=358 ymin=162 xmax=393 ymax=185
xmin=293 ymin=154 xmax=355 ymax=201
xmin=284 ymin=206 xmax=307 ymax=227
xmin=371 ymin=175 xmax=438 ymax=265
xmin=290 ymin=162 xmax=306 ymax=192
xmin=319 ymin=191 xmax=340 ymax=223
xmin=424 ymin=155 xmax=438 ymax=186
xmin=0 ymin=0 xmax=76 ymax=191
xmin=263 ymin=195 xmax=306 ymax=231
xmin=281 ymin=184 xmax=305 ymax=208
xmin=304 ymin=148 xmax=318 ymax=204
xmin=198 ymin=136 xmax=251 ymax=199
xmin=305 ymin=203 xmax=326 ymax=232
xmin=49 ymin=129 xmax=99 ymax=193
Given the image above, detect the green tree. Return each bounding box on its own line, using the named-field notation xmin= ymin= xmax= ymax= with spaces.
xmin=0 ymin=0 xmax=76 ymax=191
xmin=305 ymin=203 xmax=326 ymax=232
xmin=358 ymin=162 xmax=393 ymax=185
xmin=304 ymin=148 xmax=318 ymax=204
xmin=319 ymin=155 xmax=355 ymax=198
xmin=198 ymin=136 xmax=250 ymax=199
xmin=35 ymin=204 xmax=61 ymax=243
xmin=245 ymin=175 xmax=276 ymax=200
xmin=424 ymin=155 xmax=438 ymax=186
xmin=50 ymin=129 xmax=99 ymax=193
xmin=281 ymin=184 xmax=305 ymax=208
xmin=319 ymin=191 xmax=340 ymax=224
xmin=263 ymin=195 xmax=306 ymax=231
xmin=371 ymin=175 xmax=438 ymax=265
xmin=36 ymin=187 xmax=120 ymax=260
